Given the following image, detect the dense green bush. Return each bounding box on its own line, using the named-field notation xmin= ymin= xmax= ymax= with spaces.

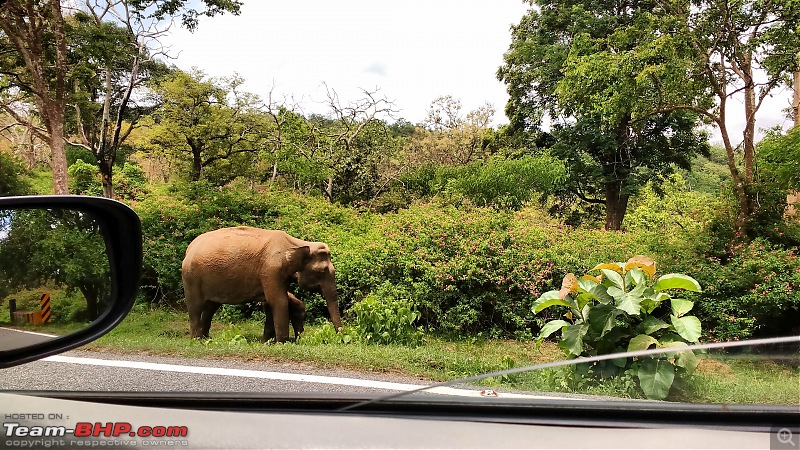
xmin=0 ymin=152 xmax=31 ymax=196
xmin=689 ymin=239 xmax=800 ymax=341
xmin=129 ymin=183 xmax=798 ymax=341
xmin=397 ymin=154 xmax=566 ymax=210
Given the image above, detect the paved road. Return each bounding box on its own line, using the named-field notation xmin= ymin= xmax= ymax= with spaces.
xmin=0 ymin=327 xmax=56 ymax=351
xmin=0 ymin=349 xmax=585 ymax=401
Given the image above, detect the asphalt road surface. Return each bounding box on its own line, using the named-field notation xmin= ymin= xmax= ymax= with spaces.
xmin=0 ymin=327 xmax=56 ymax=351
xmin=0 ymin=349 xmax=588 ymax=401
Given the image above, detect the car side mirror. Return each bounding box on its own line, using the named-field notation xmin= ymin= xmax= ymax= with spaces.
xmin=0 ymin=196 xmax=141 ymax=368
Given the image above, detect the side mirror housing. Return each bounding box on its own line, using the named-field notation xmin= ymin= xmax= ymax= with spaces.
xmin=0 ymin=196 xmax=142 ymax=368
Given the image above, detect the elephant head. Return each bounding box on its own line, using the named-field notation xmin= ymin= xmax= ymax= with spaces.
xmin=285 ymin=243 xmax=342 ymax=331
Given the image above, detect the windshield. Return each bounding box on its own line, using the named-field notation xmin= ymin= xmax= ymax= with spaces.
xmin=1 ymin=0 xmax=799 ymax=409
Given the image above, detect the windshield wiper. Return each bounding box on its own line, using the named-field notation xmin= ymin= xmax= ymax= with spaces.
xmin=338 ymin=335 xmax=800 ymax=411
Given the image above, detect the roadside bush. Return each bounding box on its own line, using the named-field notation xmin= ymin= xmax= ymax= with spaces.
xmin=0 ymin=152 xmax=31 ymax=196
xmin=533 ymin=257 xmax=702 ymax=400
xmin=623 ymin=174 xmax=721 ymax=234
xmin=689 ymin=239 xmax=800 ymax=341
xmin=129 ymin=182 xmax=796 ymax=342
xmin=349 ymin=283 xmax=424 ymax=346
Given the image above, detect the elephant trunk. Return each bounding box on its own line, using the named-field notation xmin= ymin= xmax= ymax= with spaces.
xmin=321 ymin=283 xmax=342 ymax=331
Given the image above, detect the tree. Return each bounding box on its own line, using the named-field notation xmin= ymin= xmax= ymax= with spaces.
xmin=146 ymin=69 xmax=268 ymax=183
xmin=302 ymin=85 xmax=397 ymax=201
xmin=0 ymin=0 xmax=71 ymax=194
xmin=67 ymin=2 xmax=171 ymax=198
xmin=407 ymin=95 xmax=496 ymax=167
xmin=519 ymin=0 xmax=800 ymax=233
xmin=498 ymin=0 xmax=710 ymax=230
xmin=0 ymin=0 xmax=241 ymax=195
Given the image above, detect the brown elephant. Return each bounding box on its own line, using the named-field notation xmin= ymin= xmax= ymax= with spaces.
xmin=181 ymin=227 xmax=341 ymax=343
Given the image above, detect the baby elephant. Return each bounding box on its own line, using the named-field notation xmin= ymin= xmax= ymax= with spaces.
xmin=263 ymin=292 xmax=306 ymax=342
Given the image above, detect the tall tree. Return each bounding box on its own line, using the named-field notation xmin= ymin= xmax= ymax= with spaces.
xmin=0 ymin=0 xmax=241 ymax=195
xmin=498 ymin=0 xmax=709 ymax=230
xmin=305 ymin=85 xmax=397 ymax=201
xmin=0 ymin=0 xmax=70 ymax=194
xmin=408 ymin=95 xmax=496 ymax=167
xmin=67 ymin=2 xmax=171 ymax=198
xmin=147 ymin=69 xmax=267 ymax=183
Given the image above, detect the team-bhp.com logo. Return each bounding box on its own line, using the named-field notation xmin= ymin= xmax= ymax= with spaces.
xmin=4 ymin=422 xmax=189 ymax=447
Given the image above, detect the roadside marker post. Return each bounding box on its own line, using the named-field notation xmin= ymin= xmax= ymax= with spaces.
xmin=33 ymin=293 xmax=51 ymax=324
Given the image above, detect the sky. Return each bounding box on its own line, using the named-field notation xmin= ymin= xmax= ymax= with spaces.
xmin=162 ymin=0 xmax=795 ymax=144
xmin=163 ymin=0 xmax=529 ymax=126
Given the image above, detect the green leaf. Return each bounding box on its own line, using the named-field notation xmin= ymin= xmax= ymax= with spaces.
xmin=588 ymin=304 xmax=619 ymax=337
xmin=560 ymin=323 xmax=589 ymax=357
xmin=637 ymin=357 xmax=676 ymax=400
xmin=616 ymin=292 xmax=643 ymax=316
xmin=670 ymin=298 xmax=694 ymax=317
xmin=607 ymin=286 xmax=624 ymax=300
xmin=537 ymin=320 xmax=569 ymax=340
xmin=579 ymin=280 xmax=614 ymax=304
xmin=654 ymin=274 xmax=702 ymax=292
xmin=532 ymin=291 xmax=577 ymax=313
xmin=671 ymin=315 xmax=702 ymax=342
xmin=628 ymin=334 xmax=659 ymax=352
xmin=533 ymin=296 xmax=577 ymax=314
xmin=663 ymin=342 xmax=698 ymax=375
xmin=601 ymin=268 xmax=625 ymax=290
xmin=640 ymin=316 xmax=670 ymax=334
xmin=625 ymin=267 xmax=646 ymax=287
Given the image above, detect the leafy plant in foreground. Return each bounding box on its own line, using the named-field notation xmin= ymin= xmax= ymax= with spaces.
xmin=351 ymin=287 xmax=425 ymax=346
xmin=533 ymin=256 xmax=702 ymax=400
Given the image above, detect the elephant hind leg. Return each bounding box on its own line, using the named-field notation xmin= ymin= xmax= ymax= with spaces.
xmin=262 ymin=302 xmax=275 ymax=343
xmin=188 ymin=302 xmax=205 ymax=339
xmin=200 ymin=301 xmax=222 ymax=338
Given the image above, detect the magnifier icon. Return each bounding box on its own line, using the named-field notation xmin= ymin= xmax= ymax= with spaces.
xmin=778 ymin=428 xmax=796 ymax=447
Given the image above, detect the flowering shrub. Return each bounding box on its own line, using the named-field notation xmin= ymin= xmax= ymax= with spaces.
xmin=129 ymin=183 xmax=798 ymax=341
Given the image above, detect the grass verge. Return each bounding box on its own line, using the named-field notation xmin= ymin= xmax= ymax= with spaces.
xmin=39 ymin=307 xmax=799 ymax=405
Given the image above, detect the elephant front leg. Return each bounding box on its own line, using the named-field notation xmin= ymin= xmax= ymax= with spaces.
xmin=262 ymin=302 xmax=276 ymax=343
xmin=264 ymin=287 xmax=291 ymax=343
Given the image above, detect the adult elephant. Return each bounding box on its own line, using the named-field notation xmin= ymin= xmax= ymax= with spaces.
xmin=181 ymin=227 xmax=341 ymax=343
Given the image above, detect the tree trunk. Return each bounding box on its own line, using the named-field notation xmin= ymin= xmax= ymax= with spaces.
xmin=794 ymin=52 xmax=799 ymax=127
xmin=100 ymin=162 xmax=114 ymax=198
xmin=79 ymin=285 xmax=99 ymax=321
xmin=741 ymin=51 xmax=756 ymax=183
xmin=50 ymin=120 xmax=69 ymax=195
xmin=188 ymin=140 xmax=202 ymax=181
xmin=270 ymin=162 xmax=278 ymax=183
xmin=326 ymin=174 xmax=334 ymax=202
xmin=604 ymin=180 xmax=629 ymax=231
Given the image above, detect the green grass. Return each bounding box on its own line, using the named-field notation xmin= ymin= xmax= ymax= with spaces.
xmin=675 ymin=357 xmax=800 ymax=405
xmin=75 ymin=307 xmax=799 ymax=404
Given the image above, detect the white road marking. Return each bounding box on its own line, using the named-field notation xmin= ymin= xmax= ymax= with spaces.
xmin=0 ymin=327 xmax=58 ymax=337
xmin=43 ymin=355 xmax=573 ymax=400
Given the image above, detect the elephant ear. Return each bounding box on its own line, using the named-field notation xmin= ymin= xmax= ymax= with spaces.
xmin=283 ymin=245 xmax=311 ymax=273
